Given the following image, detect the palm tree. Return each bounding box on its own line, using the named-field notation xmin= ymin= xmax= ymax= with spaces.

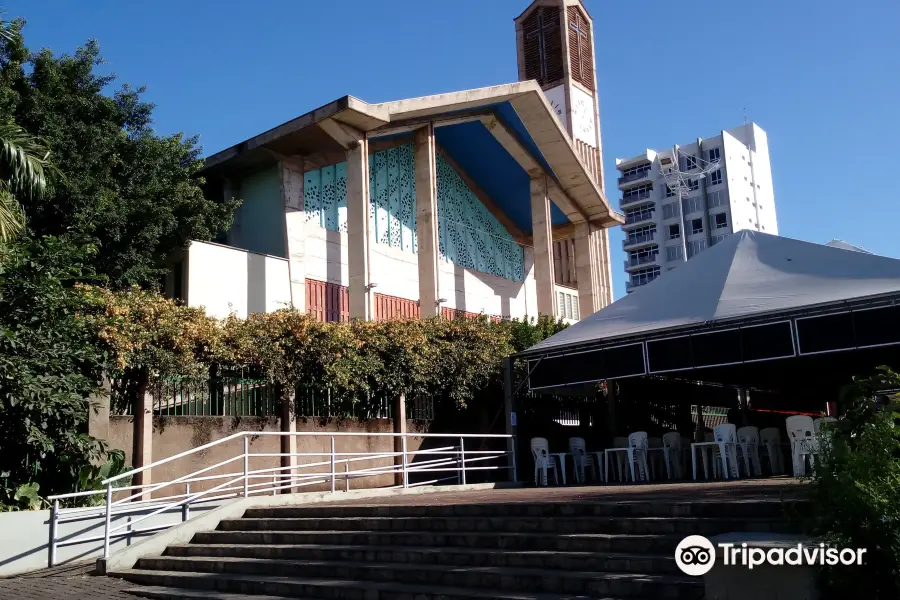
xmin=0 ymin=16 xmax=55 ymax=242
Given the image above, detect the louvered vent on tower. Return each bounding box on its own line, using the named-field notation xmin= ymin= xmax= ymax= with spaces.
xmin=567 ymin=6 xmax=593 ymax=91
xmin=522 ymin=6 xmax=563 ymax=87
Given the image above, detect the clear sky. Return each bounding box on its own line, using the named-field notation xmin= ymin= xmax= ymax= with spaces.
xmin=7 ymin=0 xmax=900 ymax=298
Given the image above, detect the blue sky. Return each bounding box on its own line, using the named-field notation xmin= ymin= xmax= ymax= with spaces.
xmin=8 ymin=0 xmax=899 ymax=298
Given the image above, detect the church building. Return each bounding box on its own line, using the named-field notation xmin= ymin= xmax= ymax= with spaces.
xmin=168 ymin=0 xmax=623 ymax=323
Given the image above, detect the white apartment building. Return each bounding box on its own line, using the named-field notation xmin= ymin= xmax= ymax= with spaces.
xmin=616 ymin=122 xmax=777 ymax=292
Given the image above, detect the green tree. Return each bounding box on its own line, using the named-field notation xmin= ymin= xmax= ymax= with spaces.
xmin=0 ymin=236 xmax=111 ymax=500
xmin=0 ymin=19 xmax=54 ymax=243
xmin=0 ymin=19 xmax=237 ymax=286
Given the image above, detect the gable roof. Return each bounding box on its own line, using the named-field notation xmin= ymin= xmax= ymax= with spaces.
xmin=522 ymin=230 xmax=900 ymax=355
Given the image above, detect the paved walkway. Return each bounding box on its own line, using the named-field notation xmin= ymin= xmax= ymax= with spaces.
xmin=0 ymin=562 xmax=135 ymax=599
xmin=0 ymin=478 xmax=807 ymax=598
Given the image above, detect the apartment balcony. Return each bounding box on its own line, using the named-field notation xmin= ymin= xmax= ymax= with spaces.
xmin=617 ymin=167 xmax=652 ymax=189
xmin=620 ymin=192 xmax=654 ymax=210
xmin=622 ymin=230 xmax=657 ymax=251
xmin=624 ymin=253 xmax=660 ymax=272
xmin=625 ymin=273 xmax=660 ymax=293
xmin=622 ymin=208 xmax=656 ymax=230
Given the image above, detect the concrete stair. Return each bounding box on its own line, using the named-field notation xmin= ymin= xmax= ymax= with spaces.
xmin=113 ymin=497 xmax=805 ymax=599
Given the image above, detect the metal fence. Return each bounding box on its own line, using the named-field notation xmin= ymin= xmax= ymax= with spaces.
xmin=46 ymin=430 xmax=515 ymax=564
xmin=146 ymin=376 xmax=435 ymax=421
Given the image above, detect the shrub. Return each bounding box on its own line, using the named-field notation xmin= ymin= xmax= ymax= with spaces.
xmin=813 ymin=367 xmax=900 ymax=598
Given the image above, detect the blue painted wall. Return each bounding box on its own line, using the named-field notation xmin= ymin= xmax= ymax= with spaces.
xmin=237 ymin=167 xmax=285 ymax=257
xmin=303 ymin=143 xmax=524 ymax=282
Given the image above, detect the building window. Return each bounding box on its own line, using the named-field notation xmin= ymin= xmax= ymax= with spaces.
xmin=666 ymin=245 xmax=683 ymax=261
xmin=665 ymin=185 xmax=675 ymax=198
xmin=669 ymin=224 xmax=681 ymax=240
xmin=707 ymin=147 xmax=721 ymax=162
xmin=625 ymin=204 xmax=655 ymax=224
xmin=683 ymin=196 xmax=702 ymax=214
xmin=692 ymin=218 xmax=703 ymax=234
xmin=683 ymin=155 xmax=698 ymax=171
xmin=631 ymin=266 xmax=661 ymax=287
xmin=629 ymin=246 xmax=658 ymax=267
xmin=621 ymin=164 xmax=651 ymax=180
xmin=688 ymin=178 xmax=700 ymax=191
xmin=707 ymin=190 xmax=727 ymax=208
xmin=622 ymin=184 xmax=653 ymax=203
xmin=522 ymin=6 xmax=564 ymax=86
xmin=626 ymin=225 xmax=656 ymax=245
xmin=687 ymin=239 xmax=707 ymax=258
xmin=567 ymin=6 xmax=593 ymax=90
xmin=708 ymin=169 xmax=722 ymax=186
xmin=662 ymin=201 xmax=680 ymax=219
xmin=714 ymin=213 xmax=728 ymax=229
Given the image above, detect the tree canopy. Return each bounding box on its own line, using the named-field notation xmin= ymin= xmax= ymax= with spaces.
xmin=0 ymin=20 xmax=238 ymax=286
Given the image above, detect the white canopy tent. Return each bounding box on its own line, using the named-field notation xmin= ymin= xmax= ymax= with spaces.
xmin=517 ymin=230 xmax=900 ymax=390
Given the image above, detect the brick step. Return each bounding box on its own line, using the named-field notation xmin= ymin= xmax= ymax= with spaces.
xmin=164 ymin=543 xmax=680 ymax=574
xmin=219 ymin=515 xmax=796 ymax=536
xmin=191 ymin=529 xmax=681 ymax=554
xmin=114 ymin=570 xmax=626 ymax=600
xmin=245 ymin=499 xmax=808 ymax=520
xmin=123 ymin=558 xmax=703 ymax=599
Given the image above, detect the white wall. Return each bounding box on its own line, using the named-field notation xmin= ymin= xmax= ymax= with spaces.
xmin=185 ymin=240 xmax=291 ymax=319
xmin=0 ymin=501 xmax=224 ymax=576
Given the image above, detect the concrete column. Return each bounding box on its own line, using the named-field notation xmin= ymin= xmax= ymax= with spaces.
xmin=132 ymin=388 xmax=153 ymax=500
xmin=530 ymin=176 xmax=556 ymax=317
xmin=574 ymin=222 xmax=601 ymax=318
xmin=280 ymin=157 xmax=306 ymax=311
xmin=597 ymin=228 xmax=615 ymax=307
xmin=346 ymin=136 xmax=373 ymax=320
xmin=414 ymin=124 xmax=440 ymax=317
xmin=280 ymin=387 xmax=297 ymax=494
xmin=393 ymin=393 xmax=408 ymax=486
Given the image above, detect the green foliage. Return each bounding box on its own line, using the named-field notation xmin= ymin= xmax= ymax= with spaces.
xmin=0 ymin=236 xmax=117 ymax=507
xmin=813 ymin=367 xmax=900 ymax=598
xmin=0 ymin=481 xmax=41 ymax=511
xmin=0 ymin=21 xmax=238 ymax=287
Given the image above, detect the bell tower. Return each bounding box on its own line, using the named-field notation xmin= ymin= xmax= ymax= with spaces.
xmin=515 ymin=0 xmax=605 ymax=187
xmin=515 ymin=0 xmax=615 ymax=310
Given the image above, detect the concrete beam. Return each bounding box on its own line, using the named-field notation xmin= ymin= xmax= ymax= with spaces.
xmin=415 ymin=124 xmax=440 ymax=318
xmin=530 ymin=176 xmax=556 ymax=317
xmin=319 ymin=118 xmax=366 ymax=150
xmin=479 ymin=115 xmax=543 ymax=179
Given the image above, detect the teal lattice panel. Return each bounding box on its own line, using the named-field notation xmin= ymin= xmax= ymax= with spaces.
xmin=436 ymin=154 xmax=524 ymax=282
xmin=303 ymin=145 xmax=523 ymax=282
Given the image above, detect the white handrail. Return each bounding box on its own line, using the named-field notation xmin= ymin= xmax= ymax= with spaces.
xmin=47 ymin=430 xmax=516 ymax=566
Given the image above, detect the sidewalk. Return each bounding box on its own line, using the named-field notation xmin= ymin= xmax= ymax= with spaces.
xmin=0 ymin=562 xmax=135 ymax=600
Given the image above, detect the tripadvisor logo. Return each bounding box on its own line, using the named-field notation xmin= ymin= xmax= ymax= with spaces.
xmin=675 ymin=535 xmax=867 ymax=576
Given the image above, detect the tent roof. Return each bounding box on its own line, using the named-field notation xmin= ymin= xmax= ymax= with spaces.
xmin=522 ymin=230 xmax=900 ymax=356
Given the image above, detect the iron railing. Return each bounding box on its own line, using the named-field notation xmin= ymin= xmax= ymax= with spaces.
xmin=46 ymin=431 xmax=515 ymax=564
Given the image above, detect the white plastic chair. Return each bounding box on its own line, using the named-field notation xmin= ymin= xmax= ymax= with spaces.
xmin=785 ymin=416 xmax=816 ymax=477
xmin=736 ymin=426 xmax=762 ymax=477
xmin=531 ymin=437 xmax=558 ymax=486
xmin=662 ymin=431 xmax=683 ymax=479
xmin=712 ymin=424 xmax=740 ymax=479
xmin=626 ymin=431 xmax=650 ymax=482
xmin=759 ymin=427 xmax=785 ymax=475
xmin=568 ymin=437 xmax=596 ymax=484
xmin=647 ymin=437 xmax=665 ymax=479
xmin=691 ymin=431 xmax=719 ymax=480
xmin=604 ymin=436 xmax=630 ymax=482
